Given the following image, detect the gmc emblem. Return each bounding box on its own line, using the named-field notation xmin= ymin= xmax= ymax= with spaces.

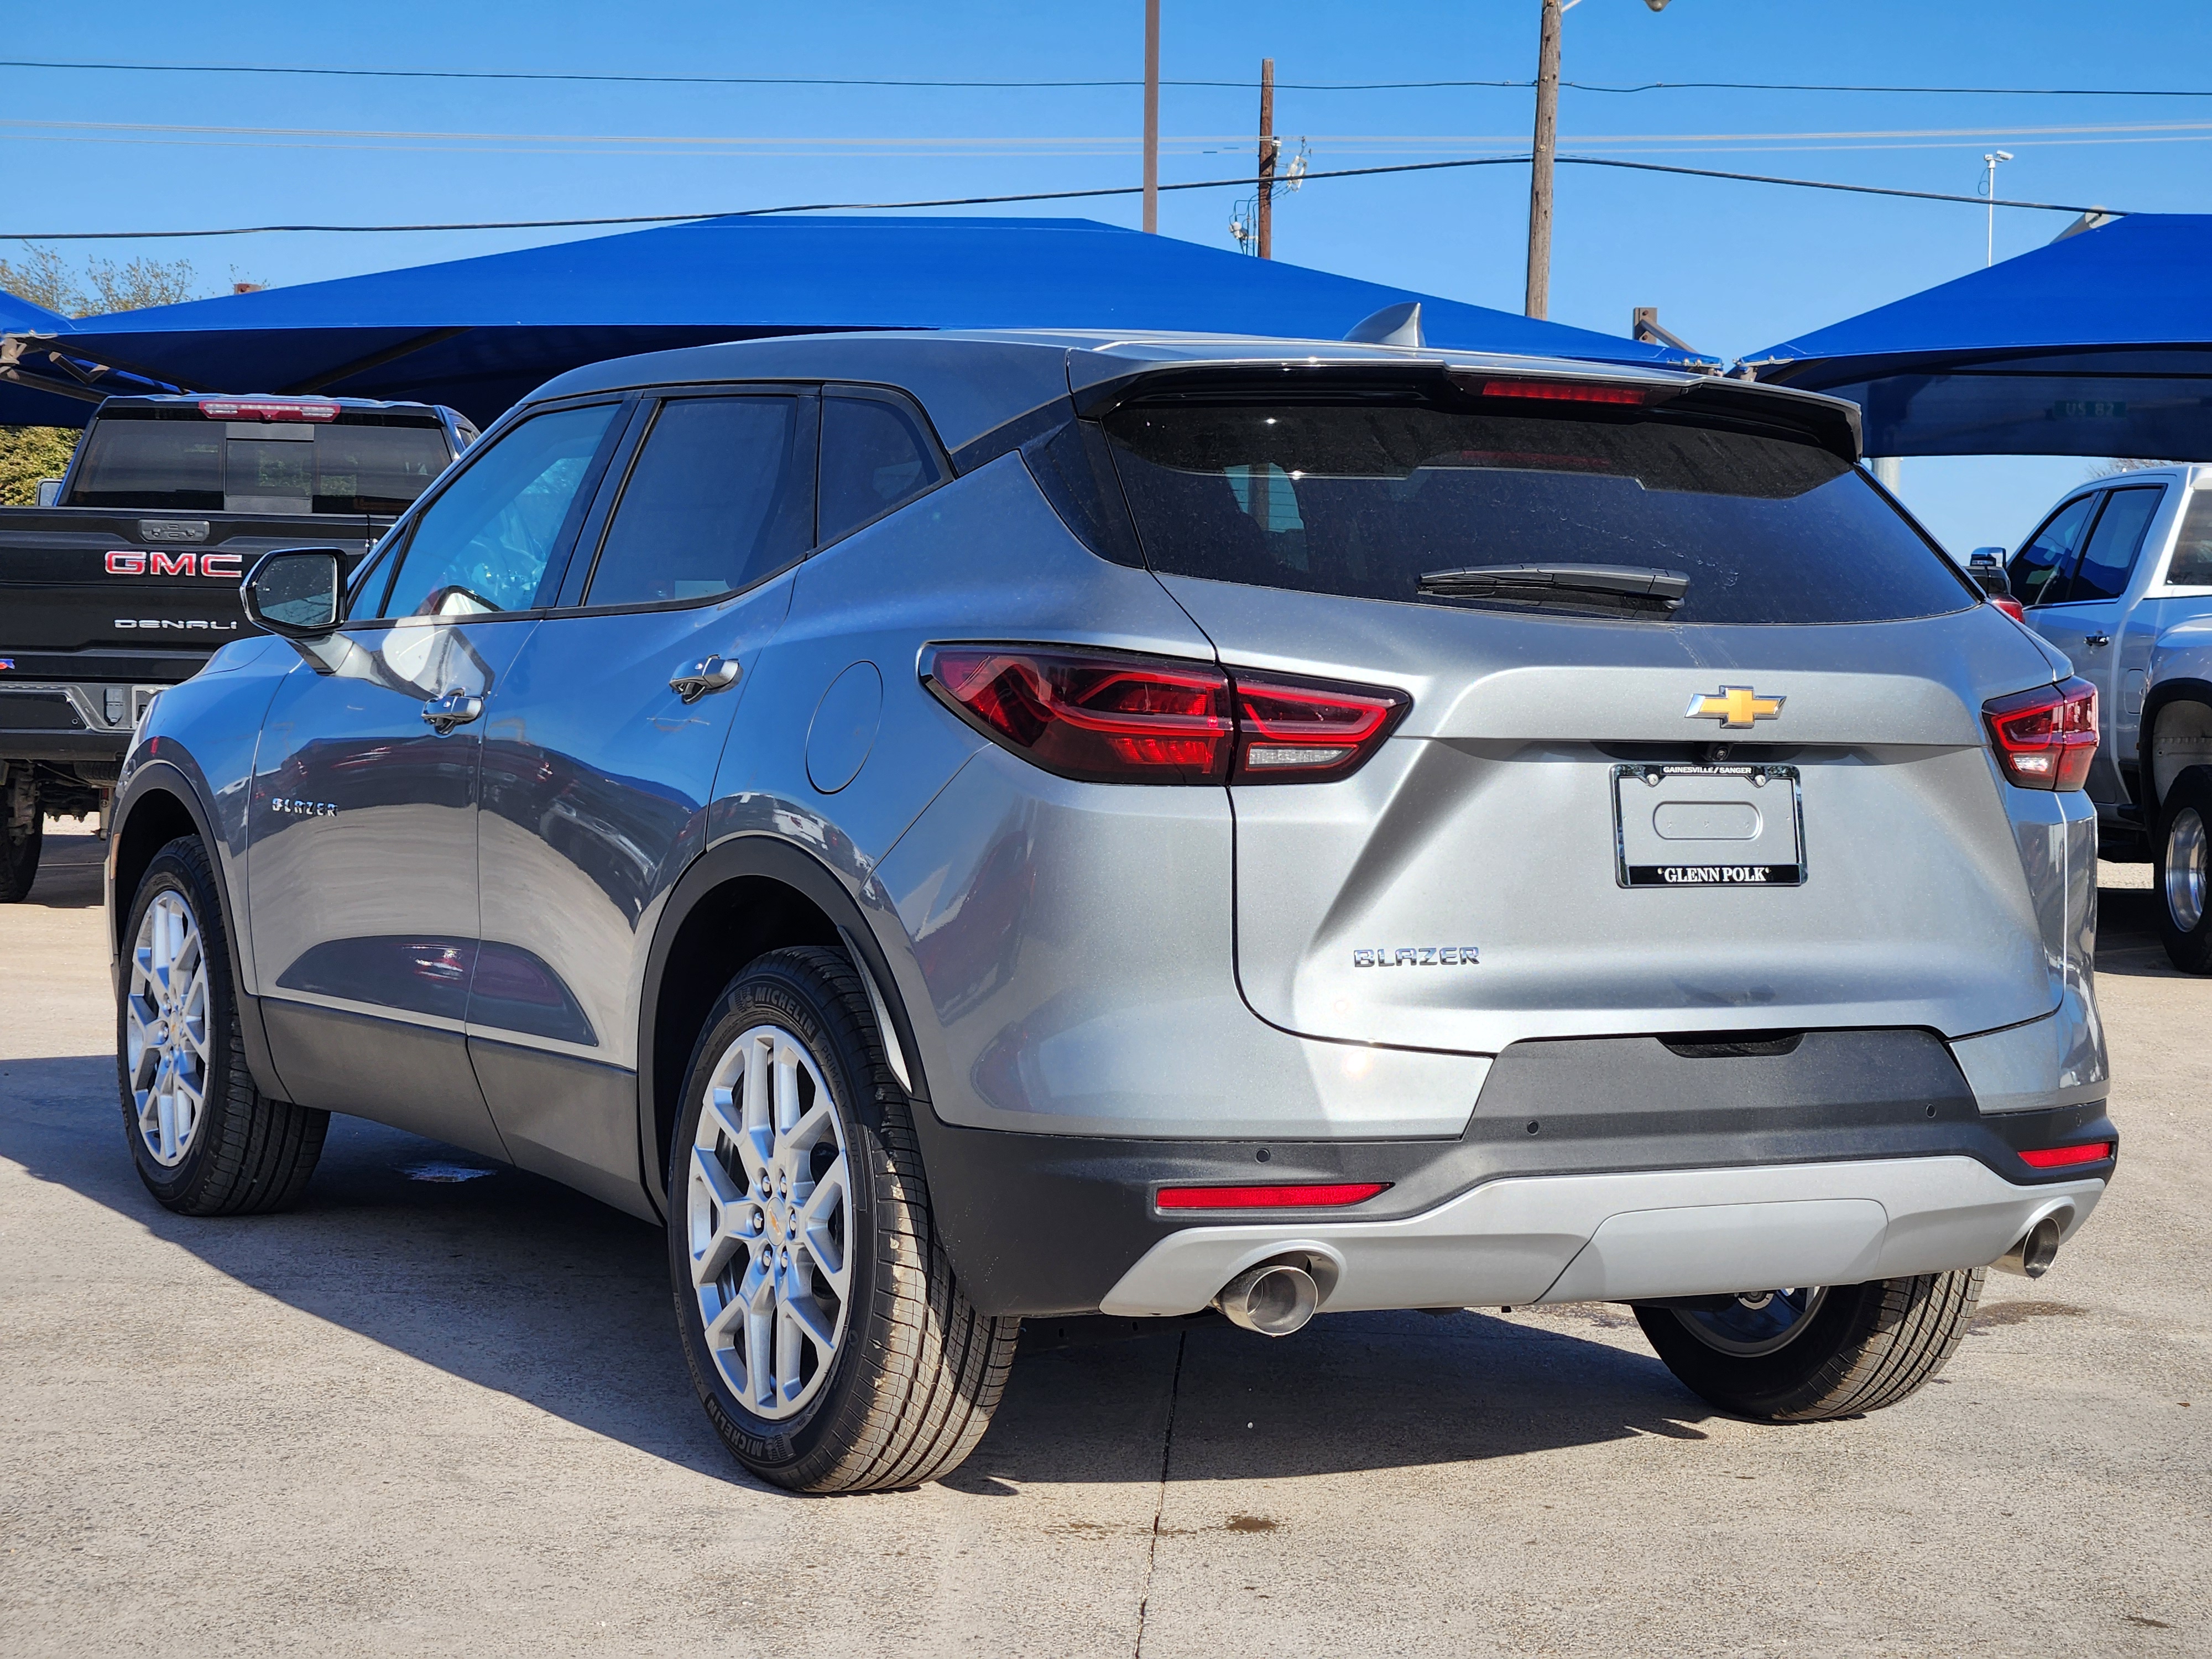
xmin=106 ymin=550 xmax=244 ymax=578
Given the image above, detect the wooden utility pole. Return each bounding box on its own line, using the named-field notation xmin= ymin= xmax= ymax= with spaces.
xmin=1142 ymin=0 xmax=1160 ymax=232
xmin=1524 ymin=0 xmax=1562 ymax=318
xmin=1256 ymin=58 xmax=1278 ymax=259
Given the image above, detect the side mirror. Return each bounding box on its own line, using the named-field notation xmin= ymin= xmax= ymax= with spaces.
xmin=241 ymin=547 xmax=345 ymax=638
xmin=1966 ymin=546 xmax=2010 ymax=597
xmin=1968 ymin=546 xmax=2005 ymax=570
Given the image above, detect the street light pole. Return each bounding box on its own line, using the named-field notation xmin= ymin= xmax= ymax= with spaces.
xmin=1983 ymin=149 xmax=2013 ymax=266
xmin=1142 ymin=0 xmax=1160 ymax=233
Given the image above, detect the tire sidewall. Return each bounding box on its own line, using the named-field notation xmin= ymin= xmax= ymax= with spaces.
xmin=1635 ymin=1281 xmax=1885 ymax=1416
xmin=117 ymin=843 xmax=243 ymax=1208
xmin=2154 ymin=765 xmax=2212 ymax=971
xmin=665 ymin=954 xmax=893 ymax=1483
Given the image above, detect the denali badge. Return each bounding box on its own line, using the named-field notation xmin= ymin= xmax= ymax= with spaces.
xmin=1354 ymin=946 xmax=1479 ymax=967
xmin=269 ymin=797 xmax=337 ymax=817
xmin=115 ymin=619 xmax=240 ymax=631
xmin=1686 ymin=686 xmax=1785 ymax=729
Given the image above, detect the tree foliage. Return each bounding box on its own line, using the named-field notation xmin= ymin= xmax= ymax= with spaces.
xmin=0 ymin=244 xmax=211 ymax=319
xmin=0 ymin=247 xmax=264 ymax=504
xmin=0 ymin=424 xmax=79 ymax=507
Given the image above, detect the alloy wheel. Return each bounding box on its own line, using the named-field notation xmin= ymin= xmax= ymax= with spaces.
xmin=1672 ymin=1287 xmax=1829 ymax=1358
xmin=125 ymin=890 xmax=211 ymax=1167
xmin=686 ymin=1023 xmax=853 ymax=1421
xmin=2167 ymin=806 xmax=2207 ymax=933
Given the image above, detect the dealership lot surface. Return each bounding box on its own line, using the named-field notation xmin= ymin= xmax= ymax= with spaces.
xmin=1 ymin=824 xmax=2204 ymax=1656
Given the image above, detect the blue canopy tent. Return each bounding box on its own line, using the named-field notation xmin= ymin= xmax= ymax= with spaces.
xmin=0 ymin=287 xmax=159 ymax=426
xmin=1745 ymin=212 xmax=2212 ymax=461
xmin=0 ymin=215 xmax=1697 ymax=430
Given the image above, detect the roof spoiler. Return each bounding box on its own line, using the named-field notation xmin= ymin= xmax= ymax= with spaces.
xmin=1343 ymin=301 xmax=1424 ymax=349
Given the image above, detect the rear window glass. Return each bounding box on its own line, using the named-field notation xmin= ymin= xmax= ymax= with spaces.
xmin=1102 ymin=398 xmax=1974 ymax=625
xmin=66 ymin=413 xmax=449 ymax=515
xmin=66 ymin=418 xmax=222 ymax=509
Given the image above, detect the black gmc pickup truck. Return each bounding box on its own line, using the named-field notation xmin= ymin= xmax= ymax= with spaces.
xmin=0 ymin=393 xmax=472 ymax=898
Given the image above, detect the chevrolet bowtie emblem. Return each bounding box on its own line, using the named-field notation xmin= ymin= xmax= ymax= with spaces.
xmin=1686 ymin=685 xmax=1785 ymax=728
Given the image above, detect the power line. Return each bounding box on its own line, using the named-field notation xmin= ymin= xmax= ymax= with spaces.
xmin=2 ymin=56 xmax=2210 ymax=98
xmin=0 ymin=154 xmax=2124 ymax=243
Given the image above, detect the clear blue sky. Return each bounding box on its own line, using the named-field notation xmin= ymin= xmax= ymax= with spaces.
xmin=6 ymin=0 xmax=2207 ymax=553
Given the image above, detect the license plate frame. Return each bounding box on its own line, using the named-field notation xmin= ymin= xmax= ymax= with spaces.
xmin=1611 ymin=763 xmax=1807 ymax=889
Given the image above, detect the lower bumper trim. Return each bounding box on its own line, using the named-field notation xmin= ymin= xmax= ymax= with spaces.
xmin=1097 ymin=1156 xmax=2105 ymax=1316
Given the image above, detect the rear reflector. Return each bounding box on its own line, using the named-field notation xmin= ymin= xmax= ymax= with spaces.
xmin=1984 ymin=677 xmax=2098 ymax=792
xmin=925 ymin=647 xmax=1409 ymax=786
xmin=198 ymin=398 xmax=341 ymax=422
xmin=2018 ymin=1141 xmax=2113 ymax=1169
xmin=1476 ymin=378 xmax=1652 ymax=405
xmin=1156 ymin=1182 xmax=1389 ymax=1210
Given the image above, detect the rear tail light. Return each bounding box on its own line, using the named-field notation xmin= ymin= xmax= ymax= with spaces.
xmin=1229 ymin=672 xmax=1410 ymax=781
xmin=1984 ymin=677 xmax=2097 ymax=791
xmin=1155 ymin=1182 xmax=1389 ymax=1211
xmin=925 ymin=648 xmax=1234 ymax=783
xmin=2018 ymin=1140 xmax=2113 ymax=1169
xmin=1990 ymin=594 xmax=2027 ymax=623
xmin=924 ymin=647 xmax=1408 ymax=785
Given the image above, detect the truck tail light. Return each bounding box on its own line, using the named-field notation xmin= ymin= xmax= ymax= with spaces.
xmin=197 ymin=398 xmax=340 ymax=422
xmin=1984 ymin=677 xmax=2097 ymax=791
xmin=925 ymin=648 xmax=1409 ymax=786
xmin=1990 ymin=594 xmax=2027 ymax=623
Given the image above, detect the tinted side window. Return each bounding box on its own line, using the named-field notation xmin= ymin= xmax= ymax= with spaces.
xmin=2010 ymin=493 xmax=2098 ymax=606
xmin=2168 ymin=491 xmax=2212 ymax=587
xmin=378 ymin=403 xmax=617 ymax=618
xmin=2064 ymin=484 xmax=2164 ymax=603
xmin=818 ymin=395 xmax=943 ymax=544
xmin=583 ymin=397 xmax=815 ymax=607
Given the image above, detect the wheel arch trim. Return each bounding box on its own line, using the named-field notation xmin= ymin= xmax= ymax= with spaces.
xmin=636 ymin=832 xmax=934 ymax=1222
xmin=109 ymin=757 xmax=293 ymax=1103
xmin=2139 ymin=677 xmax=2212 ymax=814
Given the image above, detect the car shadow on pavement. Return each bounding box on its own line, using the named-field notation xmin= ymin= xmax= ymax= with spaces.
xmin=2 ymin=1050 xmax=1715 ymax=1493
xmin=25 ymin=822 xmax=105 ymax=910
xmin=2095 ymin=883 xmax=2192 ymax=979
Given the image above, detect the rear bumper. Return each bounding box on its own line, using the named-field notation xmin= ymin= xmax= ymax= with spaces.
xmin=921 ymin=1086 xmax=2116 ymax=1317
xmin=1098 ymin=1155 xmax=2106 ymax=1316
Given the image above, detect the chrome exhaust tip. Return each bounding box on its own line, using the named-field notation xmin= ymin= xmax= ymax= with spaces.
xmin=1996 ymin=1212 xmax=2067 ymax=1279
xmin=1214 ymin=1261 xmax=1320 ymax=1337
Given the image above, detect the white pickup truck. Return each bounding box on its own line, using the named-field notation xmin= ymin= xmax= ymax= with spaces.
xmin=1989 ymin=466 xmax=2212 ymax=972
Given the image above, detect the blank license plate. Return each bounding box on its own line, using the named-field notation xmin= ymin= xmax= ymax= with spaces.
xmin=1611 ymin=763 xmax=1806 ymax=888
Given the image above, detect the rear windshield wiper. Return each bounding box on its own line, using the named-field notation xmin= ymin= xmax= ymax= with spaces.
xmin=1417 ymin=562 xmax=1689 ymax=613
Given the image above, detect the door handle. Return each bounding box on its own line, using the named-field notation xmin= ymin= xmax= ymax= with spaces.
xmin=420 ymin=688 xmax=484 ymax=735
xmin=670 ymin=654 xmax=740 ymax=703
xmin=2084 ymin=632 xmax=2112 ymax=648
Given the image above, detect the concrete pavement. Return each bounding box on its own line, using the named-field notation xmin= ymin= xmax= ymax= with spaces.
xmin=2 ymin=822 xmax=2204 ymax=1656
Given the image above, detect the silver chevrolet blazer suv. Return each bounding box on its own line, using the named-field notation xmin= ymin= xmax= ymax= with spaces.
xmin=106 ymin=331 xmax=2118 ymax=1492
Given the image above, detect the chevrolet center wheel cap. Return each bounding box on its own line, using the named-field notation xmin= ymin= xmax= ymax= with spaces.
xmin=125 ymin=890 xmax=211 ymax=1167
xmin=686 ymin=1023 xmax=853 ymax=1422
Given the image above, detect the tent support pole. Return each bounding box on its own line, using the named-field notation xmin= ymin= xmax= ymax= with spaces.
xmin=283 ymin=327 xmax=472 ymax=395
